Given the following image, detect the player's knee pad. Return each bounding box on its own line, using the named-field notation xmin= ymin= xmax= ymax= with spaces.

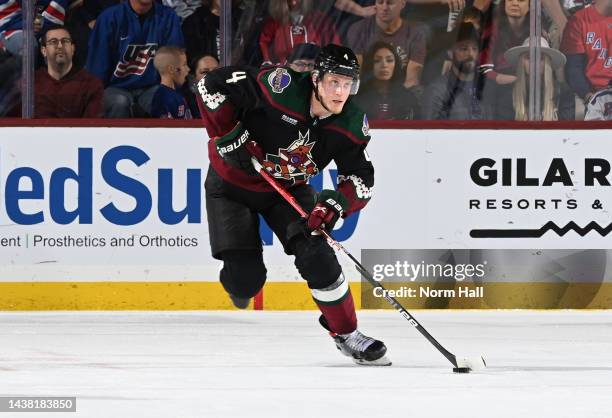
xmin=220 ymin=249 xmax=267 ymax=298
xmin=291 ymin=234 xmax=342 ymax=290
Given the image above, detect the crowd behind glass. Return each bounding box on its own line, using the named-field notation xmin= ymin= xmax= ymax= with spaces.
xmin=0 ymin=0 xmax=610 ymax=120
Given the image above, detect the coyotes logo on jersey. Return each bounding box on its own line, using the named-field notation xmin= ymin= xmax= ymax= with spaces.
xmin=263 ymin=131 xmax=319 ymax=184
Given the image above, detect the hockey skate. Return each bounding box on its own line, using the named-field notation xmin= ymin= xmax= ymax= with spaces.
xmin=319 ymin=315 xmax=391 ymax=366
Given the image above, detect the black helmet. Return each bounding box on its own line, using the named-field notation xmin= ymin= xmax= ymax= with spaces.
xmin=314 ymin=44 xmax=360 ymax=95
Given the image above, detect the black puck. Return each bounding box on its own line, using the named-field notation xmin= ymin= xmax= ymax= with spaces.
xmin=453 ymin=367 xmax=471 ymax=373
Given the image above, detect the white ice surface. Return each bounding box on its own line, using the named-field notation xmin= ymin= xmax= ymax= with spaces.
xmin=1 ymin=310 xmax=611 ymax=418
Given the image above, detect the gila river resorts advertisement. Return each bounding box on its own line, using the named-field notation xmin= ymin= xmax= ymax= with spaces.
xmin=1 ymin=127 xmax=612 ymax=310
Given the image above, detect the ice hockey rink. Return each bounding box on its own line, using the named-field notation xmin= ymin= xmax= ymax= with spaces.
xmin=1 ymin=310 xmax=611 ymax=418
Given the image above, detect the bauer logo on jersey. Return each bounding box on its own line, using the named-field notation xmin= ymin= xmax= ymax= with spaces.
xmin=263 ymin=130 xmax=319 ymax=184
xmin=268 ymin=68 xmax=291 ymax=93
xmin=114 ymin=43 xmax=158 ymax=78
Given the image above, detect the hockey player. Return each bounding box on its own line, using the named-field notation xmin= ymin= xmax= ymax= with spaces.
xmin=196 ymin=44 xmax=390 ymax=366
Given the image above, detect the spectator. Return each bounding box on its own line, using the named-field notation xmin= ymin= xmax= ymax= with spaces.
xmin=36 ymin=25 xmax=104 ymax=117
xmin=346 ymin=0 xmax=427 ymax=89
xmin=0 ymin=0 xmax=69 ymax=57
xmin=161 ymin=0 xmax=202 ymax=21
xmin=504 ymin=36 xmax=566 ymax=120
xmin=423 ymin=23 xmax=490 ymax=119
xmin=65 ymin=0 xmax=120 ymax=68
xmin=0 ymin=45 xmax=20 ymax=115
xmin=151 ymin=45 xmax=192 ymax=118
xmin=86 ymin=0 xmax=184 ymax=118
xmin=584 ymin=80 xmax=612 ymax=120
xmin=259 ymin=0 xmax=341 ymax=65
xmin=479 ymin=0 xmax=533 ymax=119
xmin=181 ymin=0 xmax=242 ymax=67
xmin=286 ymin=42 xmax=319 ymax=72
xmin=192 ymin=53 xmax=219 ymax=80
xmin=354 ymin=40 xmax=419 ymax=119
xmin=183 ymin=53 xmax=219 ymax=117
xmin=561 ymin=0 xmax=612 ymax=109
xmin=479 ymin=0 xmax=531 ymax=86
xmin=440 ymin=5 xmax=484 ymax=76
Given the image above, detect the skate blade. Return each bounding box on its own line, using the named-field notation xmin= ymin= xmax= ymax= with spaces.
xmin=352 ymin=355 xmax=392 ymax=366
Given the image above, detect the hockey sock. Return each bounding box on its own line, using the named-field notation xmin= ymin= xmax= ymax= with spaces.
xmin=311 ymin=273 xmax=357 ymax=335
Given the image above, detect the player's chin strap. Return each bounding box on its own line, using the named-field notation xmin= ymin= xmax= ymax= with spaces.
xmin=250 ymin=156 xmax=487 ymax=373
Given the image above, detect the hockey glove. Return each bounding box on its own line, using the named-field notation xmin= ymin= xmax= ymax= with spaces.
xmin=306 ymin=190 xmax=348 ymax=232
xmin=215 ymin=122 xmax=262 ymax=172
xmin=215 ymin=121 xmax=251 ymax=157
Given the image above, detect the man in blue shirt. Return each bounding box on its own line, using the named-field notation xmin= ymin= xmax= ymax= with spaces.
xmin=86 ymin=0 xmax=184 ymax=117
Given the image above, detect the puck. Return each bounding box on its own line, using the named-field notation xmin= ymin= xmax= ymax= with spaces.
xmin=453 ymin=367 xmax=471 ymax=373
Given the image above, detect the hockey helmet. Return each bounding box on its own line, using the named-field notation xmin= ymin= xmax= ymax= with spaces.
xmin=313 ymin=44 xmax=360 ymax=95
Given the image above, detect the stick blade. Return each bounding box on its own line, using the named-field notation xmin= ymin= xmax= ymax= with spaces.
xmin=454 ymin=356 xmax=487 ymax=373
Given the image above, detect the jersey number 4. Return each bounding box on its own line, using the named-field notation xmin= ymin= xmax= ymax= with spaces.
xmin=226 ymin=71 xmax=247 ymax=84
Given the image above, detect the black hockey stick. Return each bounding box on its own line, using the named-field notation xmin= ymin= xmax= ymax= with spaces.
xmin=251 ymin=157 xmax=486 ymax=372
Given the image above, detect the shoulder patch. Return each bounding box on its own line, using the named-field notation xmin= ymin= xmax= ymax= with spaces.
xmin=362 ymin=114 xmax=369 ymax=137
xmin=268 ymin=68 xmax=292 ymax=94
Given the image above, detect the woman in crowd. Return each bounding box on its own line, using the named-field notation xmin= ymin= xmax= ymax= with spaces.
xmin=479 ymin=0 xmax=533 ymax=118
xmin=504 ymin=37 xmax=566 ymax=120
xmin=354 ymin=41 xmax=419 ymax=120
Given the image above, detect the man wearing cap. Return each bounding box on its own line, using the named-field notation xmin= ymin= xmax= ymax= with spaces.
xmin=423 ymin=23 xmax=489 ymax=120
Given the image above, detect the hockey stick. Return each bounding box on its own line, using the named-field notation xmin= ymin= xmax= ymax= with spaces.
xmin=251 ymin=157 xmax=486 ymax=373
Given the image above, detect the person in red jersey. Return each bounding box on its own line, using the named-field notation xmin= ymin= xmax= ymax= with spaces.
xmin=561 ymin=0 xmax=612 ymax=106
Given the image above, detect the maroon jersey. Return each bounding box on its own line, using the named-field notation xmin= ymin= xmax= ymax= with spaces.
xmin=561 ymin=5 xmax=612 ymax=91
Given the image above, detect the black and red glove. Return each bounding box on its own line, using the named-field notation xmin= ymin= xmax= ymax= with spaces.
xmin=306 ymin=190 xmax=349 ymax=232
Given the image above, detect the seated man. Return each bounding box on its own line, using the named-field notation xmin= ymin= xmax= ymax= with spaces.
xmin=151 ymin=46 xmax=192 ymax=119
xmin=86 ymin=0 xmax=184 ymax=117
xmin=423 ymin=23 xmax=490 ymax=120
xmin=346 ymin=0 xmax=427 ymax=90
xmin=561 ymin=0 xmax=612 ymax=109
xmin=36 ymin=25 xmax=104 ymax=117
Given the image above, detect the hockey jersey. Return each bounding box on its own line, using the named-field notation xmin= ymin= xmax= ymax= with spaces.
xmin=86 ymin=1 xmax=183 ymax=89
xmin=561 ymin=4 xmax=612 ymax=91
xmin=0 ymin=0 xmax=68 ymax=38
xmin=197 ymin=66 xmax=374 ymax=216
xmin=584 ymin=86 xmax=612 ymax=120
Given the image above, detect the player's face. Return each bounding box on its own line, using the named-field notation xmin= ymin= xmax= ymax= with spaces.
xmin=172 ymin=54 xmax=190 ymax=87
xmin=42 ymin=28 xmax=74 ymax=67
xmin=505 ymin=0 xmax=529 ymax=18
xmin=195 ymin=56 xmax=219 ymax=82
xmin=375 ymin=0 xmax=407 ymax=24
xmin=452 ymin=40 xmax=479 ymax=73
xmin=317 ymin=73 xmax=354 ymax=114
xmin=373 ymin=47 xmax=395 ymax=81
